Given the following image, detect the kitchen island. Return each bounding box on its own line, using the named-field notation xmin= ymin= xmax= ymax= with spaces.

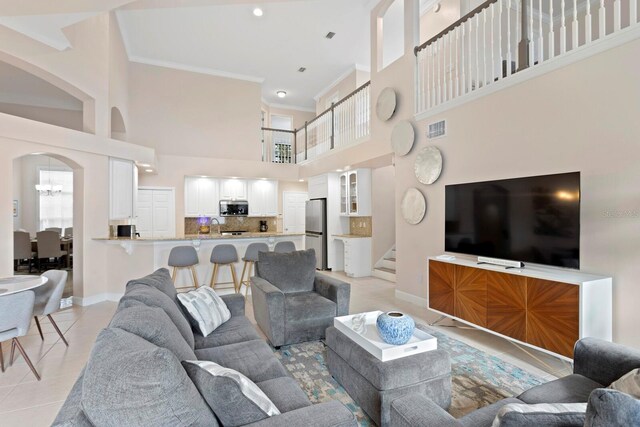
xmin=93 ymin=233 xmax=304 ymax=301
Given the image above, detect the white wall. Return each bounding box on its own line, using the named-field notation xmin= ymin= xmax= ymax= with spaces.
xmin=372 ymin=165 xmax=396 ymax=263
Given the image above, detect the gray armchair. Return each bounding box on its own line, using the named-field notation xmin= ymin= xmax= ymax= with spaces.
xmin=251 ymin=249 xmax=350 ymax=347
xmin=390 ymin=337 xmax=640 ymax=427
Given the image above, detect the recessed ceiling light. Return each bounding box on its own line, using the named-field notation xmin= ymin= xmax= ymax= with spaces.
xmin=253 ymin=8 xmax=263 ymax=17
xmin=145 ymin=169 xmax=154 ymax=173
xmin=325 ymin=32 xmax=336 ymax=39
xmin=336 ymin=169 xmax=343 ymax=172
xmin=298 ymin=67 xmax=306 ymax=73
xmin=139 ymin=163 xmax=151 ymax=168
xmin=276 ymin=91 xmax=287 ymax=98
xmin=298 ymin=179 xmax=305 ymax=182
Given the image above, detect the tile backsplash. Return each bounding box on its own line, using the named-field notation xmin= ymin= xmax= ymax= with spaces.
xmin=185 ymin=217 xmax=277 ymax=235
xmin=349 ymin=216 xmax=372 ymax=237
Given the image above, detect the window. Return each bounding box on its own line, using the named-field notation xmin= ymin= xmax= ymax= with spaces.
xmin=39 ymin=169 xmax=73 ymax=230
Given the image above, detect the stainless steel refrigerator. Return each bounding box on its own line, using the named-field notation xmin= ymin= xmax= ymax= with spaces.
xmin=305 ymin=198 xmax=327 ymax=270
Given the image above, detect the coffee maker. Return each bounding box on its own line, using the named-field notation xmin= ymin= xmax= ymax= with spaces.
xmin=259 ymin=220 xmax=268 ymax=232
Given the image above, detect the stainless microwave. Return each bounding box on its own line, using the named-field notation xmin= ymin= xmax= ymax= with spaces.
xmin=219 ymin=200 xmax=249 ymax=217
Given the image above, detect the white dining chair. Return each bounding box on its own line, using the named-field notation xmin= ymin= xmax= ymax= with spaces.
xmin=0 ymin=290 xmax=40 ymax=380
xmin=33 ymin=270 xmax=69 ymax=346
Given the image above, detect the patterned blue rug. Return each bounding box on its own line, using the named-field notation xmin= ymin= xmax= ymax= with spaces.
xmin=273 ymin=327 xmax=546 ymax=426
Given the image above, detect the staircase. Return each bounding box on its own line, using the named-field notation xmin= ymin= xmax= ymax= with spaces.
xmin=373 ymin=246 xmax=396 ymax=282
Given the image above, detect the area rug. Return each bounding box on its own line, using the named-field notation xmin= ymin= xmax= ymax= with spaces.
xmin=273 ymin=327 xmax=546 ymax=426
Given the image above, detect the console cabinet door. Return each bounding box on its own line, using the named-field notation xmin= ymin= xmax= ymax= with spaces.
xmin=454 ymin=266 xmax=487 ymax=327
xmin=428 ymin=260 xmax=456 ymax=316
xmin=527 ymin=278 xmax=579 ymax=358
xmin=486 ymin=271 xmax=527 ymax=342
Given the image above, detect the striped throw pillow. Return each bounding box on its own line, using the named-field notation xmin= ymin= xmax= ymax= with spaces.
xmin=177 ymin=287 xmax=231 ymax=336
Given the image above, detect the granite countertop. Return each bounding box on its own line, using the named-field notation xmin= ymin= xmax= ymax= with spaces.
xmin=333 ymin=234 xmax=372 ymax=239
xmin=94 ymin=232 xmax=305 ymax=242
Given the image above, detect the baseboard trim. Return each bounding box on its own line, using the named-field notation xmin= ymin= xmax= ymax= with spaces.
xmin=395 ymin=290 xmax=428 ymax=307
xmin=73 ymin=292 xmax=123 ymax=306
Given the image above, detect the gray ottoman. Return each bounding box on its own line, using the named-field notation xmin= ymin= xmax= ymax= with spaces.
xmin=326 ymin=325 xmax=451 ymax=427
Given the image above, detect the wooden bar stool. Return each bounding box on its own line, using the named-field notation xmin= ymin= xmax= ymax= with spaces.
xmin=274 ymin=241 xmax=296 ymax=253
xmin=239 ymin=242 xmax=269 ymax=296
xmin=168 ymin=246 xmax=199 ymax=291
xmin=210 ymin=244 xmax=239 ymax=291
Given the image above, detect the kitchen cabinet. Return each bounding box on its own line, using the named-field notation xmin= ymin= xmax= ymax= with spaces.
xmin=308 ymin=174 xmax=328 ymax=199
xmin=184 ymin=176 xmax=219 ymax=217
xmin=335 ymin=236 xmax=372 ymax=278
xmin=339 ymin=169 xmax=371 ymax=216
xmin=248 ymin=179 xmax=278 ymax=216
xmin=220 ymin=178 xmax=248 ymax=200
xmin=109 ymin=157 xmax=137 ymax=220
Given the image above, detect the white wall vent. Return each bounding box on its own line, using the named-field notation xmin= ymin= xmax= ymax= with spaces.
xmin=427 ymin=120 xmax=446 ymax=139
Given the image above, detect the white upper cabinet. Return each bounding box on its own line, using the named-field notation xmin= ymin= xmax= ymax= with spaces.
xmin=109 ymin=158 xmax=136 ymax=220
xmin=308 ymin=174 xmax=328 ymax=199
xmin=340 ymin=169 xmax=371 ymax=216
xmin=220 ymin=178 xmax=248 ymax=200
xmin=184 ymin=177 xmax=219 ymax=217
xmin=248 ymin=179 xmax=278 ymax=216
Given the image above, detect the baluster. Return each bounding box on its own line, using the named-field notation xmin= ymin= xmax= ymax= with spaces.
xmin=436 ymin=39 xmax=441 ymax=105
xmin=498 ymin=0 xmax=504 ymax=80
xmin=538 ymin=0 xmax=544 ymax=62
xmin=560 ymin=0 xmax=566 ymax=54
xmin=491 ymin=3 xmax=495 ymax=82
xmin=483 ymin=10 xmax=487 ymax=87
xmin=442 ymin=36 xmax=447 ymax=102
xmin=461 ymin=22 xmax=467 ymax=92
xmin=632 ymin=0 xmax=638 ymax=25
xmin=548 ymin=0 xmax=554 ymax=58
xmin=506 ymin=0 xmax=512 ymax=77
xmin=475 ymin=14 xmax=480 ymax=89
xmin=431 ymin=44 xmax=436 ymax=108
xmin=614 ymin=0 xmax=621 ymax=32
xmin=467 ymin=20 xmax=473 ymax=90
xmin=417 ymin=52 xmax=423 ymax=112
xmin=455 ymin=26 xmax=460 ymax=97
xmin=572 ymin=0 xmax=578 ymax=49
xmin=599 ymin=0 xmax=606 ymax=39
xmin=448 ymin=32 xmax=453 ymax=101
xmin=585 ymin=0 xmax=593 ymax=43
xmin=528 ymin=0 xmax=534 ymax=66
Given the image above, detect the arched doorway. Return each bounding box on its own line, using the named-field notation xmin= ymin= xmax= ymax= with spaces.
xmin=111 ymin=107 xmax=127 ymax=141
xmin=12 ymin=153 xmax=83 ymax=305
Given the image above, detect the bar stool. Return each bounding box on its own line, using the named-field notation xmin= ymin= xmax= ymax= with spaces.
xmin=168 ymin=246 xmax=199 ymax=290
xmin=274 ymin=241 xmax=296 ymax=253
xmin=210 ymin=244 xmax=239 ymax=291
xmin=239 ymin=243 xmax=269 ymax=296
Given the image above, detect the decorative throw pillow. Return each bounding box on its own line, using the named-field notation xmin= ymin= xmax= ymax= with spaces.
xmin=177 ymin=287 xmax=231 ymax=336
xmin=491 ymin=402 xmax=587 ymax=427
xmin=183 ymin=360 xmax=280 ymax=427
xmin=608 ymin=368 xmax=640 ymax=398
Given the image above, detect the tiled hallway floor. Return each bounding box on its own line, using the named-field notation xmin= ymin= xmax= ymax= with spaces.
xmin=0 ymin=273 xmax=572 ymax=426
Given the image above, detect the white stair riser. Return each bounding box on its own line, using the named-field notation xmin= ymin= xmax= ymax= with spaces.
xmin=381 ymin=259 xmax=396 ymax=270
xmin=373 ymin=268 xmax=396 ymax=282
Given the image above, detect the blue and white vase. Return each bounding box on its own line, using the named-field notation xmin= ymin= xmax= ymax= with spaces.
xmin=376 ymin=312 xmax=415 ymax=345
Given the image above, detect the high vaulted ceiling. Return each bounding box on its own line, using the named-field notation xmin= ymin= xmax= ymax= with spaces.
xmin=0 ymin=0 xmax=374 ymax=111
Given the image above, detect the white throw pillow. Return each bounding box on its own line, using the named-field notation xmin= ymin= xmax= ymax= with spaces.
xmin=177 ymin=287 xmax=231 ymax=336
xmin=184 ymin=360 xmax=280 ymax=419
xmin=609 ymin=368 xmax=640 ymax=398
xmin=491 ymin=402 xmax=587 ymax=427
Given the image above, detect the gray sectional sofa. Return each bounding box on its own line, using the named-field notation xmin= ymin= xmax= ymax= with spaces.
xmin=53 ymin=268 xmax=357 ymax=427
xmin=390 ymin=337 xmax=640 ymax=427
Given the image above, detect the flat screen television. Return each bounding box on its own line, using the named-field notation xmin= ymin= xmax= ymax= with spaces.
xmin=445 ymin=172 xmax=580 ymax=269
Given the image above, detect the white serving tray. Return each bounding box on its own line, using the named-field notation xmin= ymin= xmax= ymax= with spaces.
xmin=333 ymin=311 xmax=437 ymax=362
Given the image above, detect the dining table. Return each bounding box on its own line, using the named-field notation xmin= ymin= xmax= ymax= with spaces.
xmin=0 ymin=275 xmax=48 ymax=296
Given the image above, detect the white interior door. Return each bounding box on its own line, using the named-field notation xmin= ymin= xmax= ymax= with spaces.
xmin=283 ymin=191 xmax=308 ymax=233
xmin=136 ymin=189 xmax=153 ymax=238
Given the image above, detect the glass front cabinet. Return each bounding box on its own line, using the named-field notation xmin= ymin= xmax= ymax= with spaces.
xmin=339 ymin=169 xmax=371 ymax=216
xmin=340 ymin=174 xmax=348 ymax=215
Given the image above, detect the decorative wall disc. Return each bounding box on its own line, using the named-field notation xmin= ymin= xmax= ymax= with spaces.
xmin=391 ymin=120 xmax=415 ymax=156
xmin=401 ymin=188 xmax=427 ymax=225
xmin=376 ymin=87 xmax=397 ymax=121
xmin=414 ymin=146 xmax=443 ymax=185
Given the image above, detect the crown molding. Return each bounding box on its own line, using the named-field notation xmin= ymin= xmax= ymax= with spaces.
xmin=313 ymin=65 xmax=363 ymax=102
xmin=128 ymin=56 xmax=265 ymax=83
xmin=262 ymin=99 xmax=315 ymax=113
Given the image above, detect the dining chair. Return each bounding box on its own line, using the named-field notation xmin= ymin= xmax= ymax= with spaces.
xmin=45 ymin=227 xmax=62 ymax=236
xmin=33 ymin=270 xmax=69 ymax=346
xmin=36 ymin=231 xmax=68 ymax=271
xmin=13 ymin=231 xmax=35 ymax=273
xmin=0 ymin=290 xmax=40 ymax=380
xmin=63 ymin=227 xmax=73 ymax=238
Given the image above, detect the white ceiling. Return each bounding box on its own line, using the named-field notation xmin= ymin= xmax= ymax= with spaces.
xmin=0 ymin=61 xmax=83 ymax=110
xmin=116 ymin=0 xmax=373 ymax=110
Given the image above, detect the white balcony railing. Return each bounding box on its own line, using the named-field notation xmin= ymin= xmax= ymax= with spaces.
xmin=415 ymin=0 xmax=640 ymax=115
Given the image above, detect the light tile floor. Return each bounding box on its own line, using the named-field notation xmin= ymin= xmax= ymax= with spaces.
xmin=0 ymin=273 xmax=572 ymax=426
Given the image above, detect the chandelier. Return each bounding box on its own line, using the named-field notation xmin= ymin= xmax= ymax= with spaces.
xmin=35 ymin=157 xmax=63 ymax=196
